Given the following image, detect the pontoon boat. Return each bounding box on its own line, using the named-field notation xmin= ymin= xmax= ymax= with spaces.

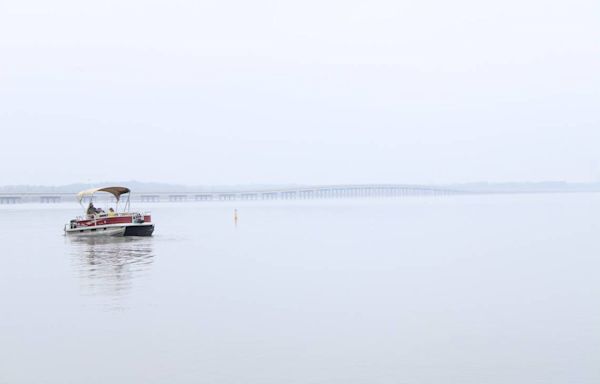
xmin=64 ymin=186 xmax=155 ymax=237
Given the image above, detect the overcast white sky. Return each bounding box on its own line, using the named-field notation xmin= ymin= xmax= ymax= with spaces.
xmin=1 ymin=0 xmax=598 ymax=186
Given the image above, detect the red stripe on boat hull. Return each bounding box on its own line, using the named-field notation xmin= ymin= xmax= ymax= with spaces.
xmin=76 ymin=215 xmax=152 ymax=227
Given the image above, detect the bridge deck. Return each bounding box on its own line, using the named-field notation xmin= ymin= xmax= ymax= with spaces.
xmin=0 ymin=184 xmax=464 ymax=204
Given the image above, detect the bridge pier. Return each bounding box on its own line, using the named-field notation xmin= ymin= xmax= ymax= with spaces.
xmin=0 ymin=196 xmax=20 ymax=204
xmin=218 ymin=194 xmax=236 ymax=201
xmin=169 ymin=195 xmax=187 ymax=202
xmin=141 ymin=195 xmax=161 ymax=203
xmin=261 ymin=192 xmax=277 ymax=200
xmin=40 ymin=196 xmax=61 ymax=203
xmin=241 ymin=193 xmax=254 ymax=200
xmin=300 ymin=190 xmax=314 ymax=199
xmin=195 ymin=194 xmax=213 ymax=201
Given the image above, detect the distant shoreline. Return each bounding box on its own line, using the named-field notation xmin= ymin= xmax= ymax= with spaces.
xmin=3 ymin=181 xmax=600 ymax=194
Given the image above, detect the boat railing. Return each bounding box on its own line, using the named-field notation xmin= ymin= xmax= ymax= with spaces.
xmin=75 ymin=211 xmax=151 ymax=221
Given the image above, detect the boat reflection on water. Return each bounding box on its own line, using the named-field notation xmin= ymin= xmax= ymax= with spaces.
xmin=69 ymin=236 xmax=154 ymax=303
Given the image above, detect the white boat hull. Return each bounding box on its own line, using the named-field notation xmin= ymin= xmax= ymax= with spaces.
xmin=65 ymin=225 xmax=126 ymax=237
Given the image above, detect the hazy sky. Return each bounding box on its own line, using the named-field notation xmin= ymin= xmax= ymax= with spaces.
xmin=1 ymin=0 xmax=598 ymax=186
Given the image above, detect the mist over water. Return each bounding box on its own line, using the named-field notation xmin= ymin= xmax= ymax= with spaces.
xmin=0 ymin=195 xmax=598 ymax=383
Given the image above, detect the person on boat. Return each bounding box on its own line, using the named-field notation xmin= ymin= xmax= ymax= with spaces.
xmin=108 ymin=208 xmax=116 ymax=217
xmin=87 ymin=202 xmax=104 ymax=217
xmin=87 ymin=202 xmax=97 ymax=216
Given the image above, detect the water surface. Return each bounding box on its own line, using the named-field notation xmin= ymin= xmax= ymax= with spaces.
xmin=0 ymin=195 xmax=598 ymax=383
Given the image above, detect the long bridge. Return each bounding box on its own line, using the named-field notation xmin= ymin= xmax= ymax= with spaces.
xmin=0 ymin=184 xmax=465 ymax=204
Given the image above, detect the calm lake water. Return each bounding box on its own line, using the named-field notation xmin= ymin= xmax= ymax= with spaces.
xmin=1 ymin=195 xmax=599 ymax=383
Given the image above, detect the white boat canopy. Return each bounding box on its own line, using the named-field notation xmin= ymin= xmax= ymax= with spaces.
xmin=77 ymin=186 xmax=131 ymax=203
